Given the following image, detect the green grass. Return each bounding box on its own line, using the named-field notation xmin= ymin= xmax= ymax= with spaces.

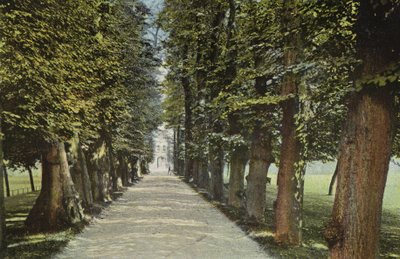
xmin=221 ymin=164 xmax=400 ymax=258
xmin=3 ymin=168 xmax=399 ymax=258
xmin=2 ymin=192 xmax=78 ymax=259
xmin=3 ymin=168 xmax=41 ymax=196
xmin=251 ymin=172 xmax=400 ymax=258
xmin=2 ymin=168 xmax=75 ymax=259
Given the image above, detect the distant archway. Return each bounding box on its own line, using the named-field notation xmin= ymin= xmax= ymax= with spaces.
xmin=157 ymin=156 xmax=166 ymax=168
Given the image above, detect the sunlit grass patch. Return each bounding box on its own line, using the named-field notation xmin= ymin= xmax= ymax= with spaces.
xmin=3 ymin=168 xmax=41 ymax=196
xmin=248 ymin=230 xmax=274 ymax=238
xmin=218 ymin=171 xmax=400 ymax=259
xmin=3 ymin=192 xmax=77 ymax=259
xmin=5 ymin=230 xmax=75 ymax=259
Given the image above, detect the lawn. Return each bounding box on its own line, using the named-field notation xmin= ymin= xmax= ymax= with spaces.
xmin=250 ymin=170 xmax=400 ymax=258
xmin=220 ymin=162 xmax=400 ymax=258
xmin=2 ymin=168 xmax=75 ymax=259
xmin=3 ymin=164 xmax=399 ymax=258
xmin=3 ymin=193 xmax=75 ymax=259
xmin=3 ymin=168 xmax=41 ymax=197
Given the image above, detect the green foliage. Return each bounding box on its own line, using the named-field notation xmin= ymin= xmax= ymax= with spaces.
xmin=0 ymin=0 xmax=162 ymax=167
xmin=160 ymin=0 xmax=355 ymax=164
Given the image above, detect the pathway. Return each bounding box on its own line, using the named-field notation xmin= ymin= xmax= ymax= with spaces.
xmin=57 ymin=171 xmax=270 ymax=259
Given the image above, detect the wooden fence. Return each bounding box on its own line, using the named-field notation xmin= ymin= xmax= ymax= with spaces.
xmin=5 ymin=185 xmax=41 ymax=198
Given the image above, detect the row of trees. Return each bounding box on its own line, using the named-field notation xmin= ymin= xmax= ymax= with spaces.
xmin=160 ymin=0 xmax=399 ymax=258
xmin=0 ymin=0 xmax=162 ymax=251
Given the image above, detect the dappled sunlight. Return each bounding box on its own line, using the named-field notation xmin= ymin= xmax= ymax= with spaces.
xmin=57 ymin=175 xmax=269 ymax=258
xmin=6 ymin=216 xmax=27 ymax=222
xmin=8 ymin=234 xmax=48 ymax=248
xmin=249 ymin=230 xmax=275 ymax=238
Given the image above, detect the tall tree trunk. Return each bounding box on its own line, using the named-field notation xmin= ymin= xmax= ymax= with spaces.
xmin=26 ymin=141 xmax=84 ymax=233
xmin=118 ymin=155 xmax=129 ymax=187
xmin=106 ymin=140 xmax=118 ymax=192
xmin=207 ymin=6 xmax=226 ymax=201
xmin=242 ymin=2 xmax=275 ymax=220
xmin=173 ymin=128 xmax=178 ymax=172
xmin=140 ymin=159 xmax=149 ymax=175
xmin=325 ymin=2 xmax=399 ymax=257
xmin=124 ymin=158 xmax=130 ymax=185
xmin=228 ymin=145 xmax=247 ymax=208
xmin=129 ymin=160 xmax=137 ymax=182
xmin=325 ymin=88 xmax=395 ymax=258
xmin=225 ymin=0 xmax=247 ymax=209
xmin=85 ymin=153 xmax=101 ymax=203
xmin=0 ymin=122 xmax=6 ymax=251
xmin=193 ymin=48 xmax=207 ymax=187
xmin=275 ymin=76 xmax=303 ymax=245
xmin=245 ymin=124 xmax=273 ymax=222
xmin=197 ymin=160 xmax=209 ymax=189
xmin=209 ymin=139 xmax=224 ymax=201
xmin=4 ymin=166 xmax=10 ymax=197
xmin=86 ymin=139 xmax=110 ymax=202
xmin=27 ymin=167 xmax=35 ymax=192
xmin=328 ymin=163 xmax=338 ymax=196
xmin=78 ymin=143 xmax=93 ymax=209
xmin=275 ymin=0 xmax=303 ymax=246
xmin=192 ymin=159 xmax=199 ymax=185
xmin=176 ymin=126 xmax=184 ymax=176
xmin=70 ymin=136 xmax=93 ymax=210
xmin=182 ymin=44 xmax=194 ymax=182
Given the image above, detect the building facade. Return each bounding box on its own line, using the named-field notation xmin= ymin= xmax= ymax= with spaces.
xmin=149 ymin=125 xmax=173 ymax=172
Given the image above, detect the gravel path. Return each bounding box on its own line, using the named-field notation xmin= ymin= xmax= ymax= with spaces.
xmin=57 ymin=171 xmax=270 ymax=259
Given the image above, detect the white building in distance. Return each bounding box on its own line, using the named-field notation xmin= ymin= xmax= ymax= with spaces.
xmin=149 ymin=125 xmax=173 ymax=172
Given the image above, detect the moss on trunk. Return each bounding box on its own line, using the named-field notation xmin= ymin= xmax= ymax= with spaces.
xmin=26 ymin=141 xmax=84 ymax=233
xmin=246 ymin=125 xmax=273 ymax=222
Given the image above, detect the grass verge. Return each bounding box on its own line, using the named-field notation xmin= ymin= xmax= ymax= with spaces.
xmin=2 ymin=193 xmax=78 ymax=259
xmin=189 ymin=176 xmax=400 ymax=259
xmin=2 ymin=186 xmax=130 ymax=258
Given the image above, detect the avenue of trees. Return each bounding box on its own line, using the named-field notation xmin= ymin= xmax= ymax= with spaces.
xmin=0 ymin=0 xmax=162 ymax=251
xmin=160 ymin=0 xmax=400 ymax=258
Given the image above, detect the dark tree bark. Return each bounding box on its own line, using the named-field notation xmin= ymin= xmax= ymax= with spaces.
xmin=192 ymin=159 xmax=199 ymax=184
xmin=117 ymin=155 xmax=129 ymax=187
xmin=77 ymin=144 xmax=93 ymax=208
xmin=325 ymin=88 xmax=395 ymax=259
xmin=173 ymin=128 xmax=178 ymax=172
xmin=129 ymin=159 xmax=138 ymax=182
xmin=225 ymin=0 xmax=248 ymax=209
xmin=140 ymin=159 xmax=149 ymax=175
xmin=328 ymin=163 xmax=338 ymax=196
xmin=192 ymin=22 xmax=209 ymax=188
xmin=0 ymin=122 xmax=6 ymax=251
xmin=209 ymin=141 xmax=224 ymax=201
xmin=176 ymin=126 xmax=185 ymax=176
xmin=228 ymin=145 xmax=247 ymax=208
xmin=325 ymin=2 xmax=399 ymax=257
xmin=85 ymin=153 xmax=101 ymax=202
xmin=275 ymin=0 xmax=304 ymax=245
xmin=70 ymin=136 xmax=93 ymax=210
xmin=193 ymin=63 xmax=208 ymax=187
xmin=123 ymin=158 xmax=129 ymax=185
xmin=197 ymin=160 xmax=209 ymax=189
xmin=27 ymin=167 xmax=35 ymax=192
xmin=4 ymin=166 xmax=10 ymax=197
xmin=207 ymin=6 xmax=226 ymax=201
xmin=106 ymin=140 xmax=118 ymax=192
xmin=244 ymin=9 xmax=275 ymax=220
xmin=275 ymin=70 xmax=303 ymax=245
xmin=181 ymin=44 xmax=195 ymax=182
xmin=86 ymin=139 xmax=111 ymax=202
xmin=26 ymin=141 xmax=84 ymax=233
